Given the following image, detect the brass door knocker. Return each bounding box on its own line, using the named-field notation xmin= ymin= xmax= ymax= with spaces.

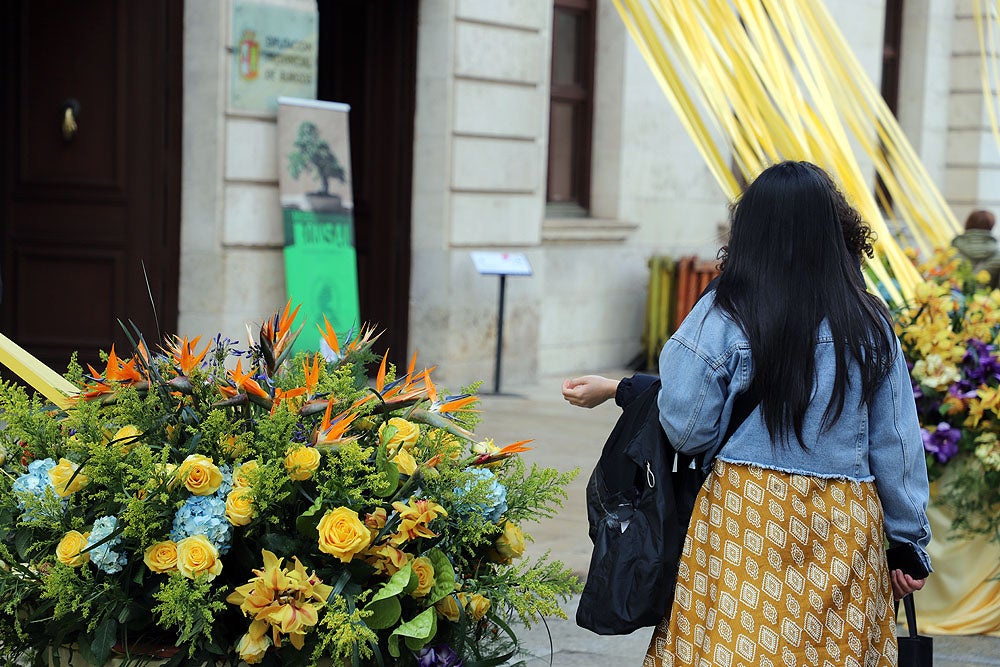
xmin=61 ymin=99 xmax=80 ymax=141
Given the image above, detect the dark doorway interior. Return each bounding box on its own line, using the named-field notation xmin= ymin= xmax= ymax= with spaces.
xmin=876 ymin=0 xmax=904 ymax=212
xmin=316 ymin=0 xmax=417 ymax=368
xmin=0 ymin=0 xmax=182 ymax=374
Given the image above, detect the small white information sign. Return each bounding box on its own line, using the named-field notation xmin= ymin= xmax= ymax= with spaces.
xmin=470 ymin=251 xmax=533 ymax=276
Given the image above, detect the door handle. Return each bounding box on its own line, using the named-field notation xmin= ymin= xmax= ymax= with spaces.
xmin=61 ymin=99 xmax=80 ymax=141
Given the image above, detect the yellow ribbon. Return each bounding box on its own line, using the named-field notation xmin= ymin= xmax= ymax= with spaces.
xmin=612 ymin=0 xmax=963 ymax=304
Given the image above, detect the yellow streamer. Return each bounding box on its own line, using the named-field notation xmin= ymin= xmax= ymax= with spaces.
xmin=974 ymin=0 xmax=1000 ymax=156
xmin=0 ymin=334 xmax=77 ymax=409
xmin=613 ymin=0 xmax=962 ymax=304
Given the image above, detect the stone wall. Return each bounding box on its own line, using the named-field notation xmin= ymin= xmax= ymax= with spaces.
xmin=176 ymin=0 xmax=994 ymax=388
xmin=945 ymin=0 xmax=1000 ymax=224
xmin=410 ymin=0 xmax=550 ymax=387
xmin=179 ymin=0 xmax=307 ymax=347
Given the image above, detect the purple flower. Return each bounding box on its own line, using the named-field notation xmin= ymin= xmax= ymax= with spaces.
xmin=416 ymin=644 xmax=463 ymax=667
xmin=961 ymin=339 xmax=1000 ymax=385
xmin=921 ymin=422 xmax=960 ymax=464
xmin=948 ymin=383 xmax=977 ymax=400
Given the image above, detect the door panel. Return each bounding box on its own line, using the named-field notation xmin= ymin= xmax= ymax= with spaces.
xmin=20 ymin=1 xmax=125 ymax=189
xmin=317 ymin=0 xmax=416 ymax=369
xmin=0 ymin=0 xmax=181 ymax=375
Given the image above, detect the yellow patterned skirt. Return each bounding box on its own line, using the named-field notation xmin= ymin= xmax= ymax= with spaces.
xmin=644 ymin=459 xmax=896 ymax=667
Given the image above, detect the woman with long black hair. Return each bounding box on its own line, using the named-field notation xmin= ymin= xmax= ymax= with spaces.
xmin=636 ymin=161 xmax=930 ymax=666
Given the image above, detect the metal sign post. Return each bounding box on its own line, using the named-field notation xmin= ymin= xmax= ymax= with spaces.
xmin=470 ymin=251 xmax=532 ymax=394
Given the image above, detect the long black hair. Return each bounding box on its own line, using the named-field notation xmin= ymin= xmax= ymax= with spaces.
xmin=714 ymin=161 xmax=894 ymax=447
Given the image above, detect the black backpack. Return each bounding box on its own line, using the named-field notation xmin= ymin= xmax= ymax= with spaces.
xmin=576 ymin=378 xmax=757 ymax=635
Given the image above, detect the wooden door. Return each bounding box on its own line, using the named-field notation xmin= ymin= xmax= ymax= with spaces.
xmin=317 ymin=0 xmax=416 ymax=368
xmin=0 ymin=0 xmax=182 ymax=374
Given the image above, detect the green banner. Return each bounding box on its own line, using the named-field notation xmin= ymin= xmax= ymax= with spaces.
xmin=277 ymin=99 xmax=360 ymax=355
xmin=282 ymin=208 xmax=359 ymax=353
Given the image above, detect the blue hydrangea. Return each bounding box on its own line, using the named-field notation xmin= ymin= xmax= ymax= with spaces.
xmin=454 ymin=467 xmax=508 ymax=523
xmin=216 ymin=464 xmax=233 ymax=499
xmin=12 ymin=458 xmax=64 ymax=514
xmin=171 ymin=494 xmax=231 ymax=554
xmin=87 ymin=516 xmax=127 ymax=574
xmin=12 ymin=458 xmax=56 ymax=498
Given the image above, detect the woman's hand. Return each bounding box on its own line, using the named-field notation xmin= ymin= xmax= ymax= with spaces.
xmin=562 ymin=375 xmax=619 ymax=409
xmin=890 ymin=569 xmax=926 ymax=600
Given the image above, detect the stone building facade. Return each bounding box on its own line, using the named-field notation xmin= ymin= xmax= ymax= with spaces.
xmin=8 ymin=0 xmax=987 ymax=388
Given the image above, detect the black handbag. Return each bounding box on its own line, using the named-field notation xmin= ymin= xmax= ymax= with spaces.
xmin=896 ymin=594 xmax=933 ymax=667
xmin=576 ymin=379 xmax=757 ymax=635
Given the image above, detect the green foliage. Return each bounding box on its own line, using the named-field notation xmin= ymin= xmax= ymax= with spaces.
xmin=0 ymin=543 xmax=42 ymax=662
xmin=476 ymin=552 xmax=583 ymax=628
xmin=318 ymin=441 xmax=386 ymax=507
xmin=152 ymin=573 xmax=227 ymax=656
xmin=499 ymin=458 xmax=579 ymax=525
xmin=13 ymin=488 xmax=67 ymax=534
xmin=244 ymin=460 xmax=292 ymax=527
xmin=0 ymin=380 xmax=64 ymax=460
xmin=310 ymin=594 xmax=376 ymax=666
xmin=40 ymin=562 xmax=114 ymax=625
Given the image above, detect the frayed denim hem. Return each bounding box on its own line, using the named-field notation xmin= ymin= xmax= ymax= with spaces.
xmin=716 ymin=457 xmax=876 ymax=483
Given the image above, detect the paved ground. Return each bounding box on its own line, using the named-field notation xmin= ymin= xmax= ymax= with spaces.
xmin=475 ymin=370 xmax=1000 ymax=667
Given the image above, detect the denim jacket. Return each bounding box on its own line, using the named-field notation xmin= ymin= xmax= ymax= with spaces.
xmin=657 ymin=293 xmax=932 ymax=571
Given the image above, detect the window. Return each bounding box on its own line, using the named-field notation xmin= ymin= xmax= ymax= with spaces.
xmin=546 ymin=0 xmax=595 ymax=216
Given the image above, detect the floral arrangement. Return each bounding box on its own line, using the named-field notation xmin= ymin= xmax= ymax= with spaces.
xmin=893 ymin=248 xmax=1000 ymax=541
xmin=0 ymin=303 xmax=579 ymax=666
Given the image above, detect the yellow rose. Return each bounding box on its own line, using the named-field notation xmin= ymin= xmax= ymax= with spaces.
xmin=317 ymin=507 xmax=372 ymax=563
xmin=465 ymin=593 xmax=491 ymax=621
xmin=285 ymin=446 xmax=321 ymax=481
xmin=226 ymin=487 xmax=255 ymax=526
xmin=234 ymin=460 xmax=258 ymax=488
xmin=48 ymin=458 xmax=89 ymax=497
xmin=410 ymin=556 xmax=436 ymax=598
xmin=378 ymin=417 xmax=420 ymax=456
xmin=435 ymin=594 xmax=461 ymax=622
xmin=113 ymin=425 xmax=141 ymax=452
xmin=392 ymin=448 xmax=417 ymax=476
xmin=179 ymin=454 xmax=223 ymax=496
xmin=143 ymin=540 xmax=178 ymax=574
xmin=492 ymin=522 xmax=526 ymax=563
xmin=56 ymin=530 xmax=90 ymax=567
xmin=176 ymin=535 xmax=223 ymax=580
